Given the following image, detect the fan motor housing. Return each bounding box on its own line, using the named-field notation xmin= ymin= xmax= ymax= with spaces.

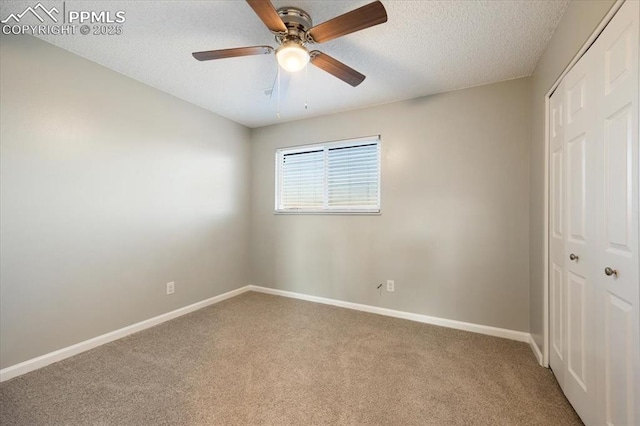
xmin=276 ymin=7 xmax=312 ymax=44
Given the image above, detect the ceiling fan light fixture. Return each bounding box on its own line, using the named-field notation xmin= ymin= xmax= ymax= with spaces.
xmin=276 ymin=42 xmax=310 ymax=72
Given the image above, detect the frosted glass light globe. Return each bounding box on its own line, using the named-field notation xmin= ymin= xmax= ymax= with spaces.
xmin=276 ymin=42 xmax=310 ymax=73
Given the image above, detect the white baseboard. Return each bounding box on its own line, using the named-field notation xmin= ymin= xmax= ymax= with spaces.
xmin=0 ymin=285 xmax=251 ymax=383
xmin=248 ymin=285 xmax=531 ymax=343
xmin=529 ymin=334 xmax=544 ymax=366
xmin=2 ymin=284 xmax=539 ymax=382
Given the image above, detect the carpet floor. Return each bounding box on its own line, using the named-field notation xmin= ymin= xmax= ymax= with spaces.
xmin=1 ymin=291 xmax=582 ymax=425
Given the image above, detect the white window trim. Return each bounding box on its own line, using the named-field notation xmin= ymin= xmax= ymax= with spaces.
xmin=275 ymin=135 xmax=381 ymax=215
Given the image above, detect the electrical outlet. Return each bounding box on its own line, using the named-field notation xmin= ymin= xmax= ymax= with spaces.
xmin=386 ymin=280 xmax=395 ymax=292
xmin=166 ymin=281 xmax=175 ymax=295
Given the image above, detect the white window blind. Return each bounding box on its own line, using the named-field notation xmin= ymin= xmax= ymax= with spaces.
xmin=276 ymin=136 xmax=380 ymax=213
xmin=280 ymin=149 xmax=324 ymax=209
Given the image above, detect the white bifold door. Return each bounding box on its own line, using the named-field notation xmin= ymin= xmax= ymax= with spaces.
xmin=548 ymin=1 xmax=639 ymax=425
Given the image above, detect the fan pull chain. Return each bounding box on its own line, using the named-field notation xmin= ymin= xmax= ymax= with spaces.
xmin=304 ymin=62 xmax=308 ymax=110
xmin=276 ymin=66 xmax=281 ymax=119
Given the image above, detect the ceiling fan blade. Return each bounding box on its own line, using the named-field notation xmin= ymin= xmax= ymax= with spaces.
xmin=246 ymin=0 xmax=287 ymax=33
xmin=192 ymin=46 xmax=273 ymax=61
xmin=310 ymin=51 xmax=365 ymax=87
xmin=306 ymin=1 xmax=387 ymax=43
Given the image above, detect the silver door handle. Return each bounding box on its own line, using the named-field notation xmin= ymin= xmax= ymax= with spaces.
xmin=569 ymin=253 xmax=579 ymax=261
xmin=604 ymin=267 xmax=618 ymax=277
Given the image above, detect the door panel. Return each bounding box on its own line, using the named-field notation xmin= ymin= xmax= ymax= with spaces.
xmin=567 ymin=76 xmax=586 ymax=124
xmin=567 ymin=271 xmax=587 ymax=391
xmin=549 ymin=82 xmax=566 ymax=384
xmin=552 ymin=148 xmax=564 ymax=240
xmin=605 ymin=293 xmax=634 ymax=425
xmin=552 ymin=263 xmax=564 ymax=361
xmin=561 ymin=26 xmax=597 ymax=425
xmin=567 ymin=134 xmax=587 ymax=244
xmin=604 ymin=23 xmax=633 ymax=95
xmin=592 ymin=1 xmax=640 ymax=424
xmin=604 ymin=105 xmax=632 ymax=255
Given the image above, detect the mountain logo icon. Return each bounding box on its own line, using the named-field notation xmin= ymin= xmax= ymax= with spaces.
xmin=1 ymin=3 xmax=59 ymax=24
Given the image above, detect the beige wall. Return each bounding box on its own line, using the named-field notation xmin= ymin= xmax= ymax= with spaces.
xmin=528 ymin=0 xmax=616 ymax=351
xmin=0 ymin=36 xmax=251 ymax=368
xmin=250 ymin=78 xmax=531 ymax=332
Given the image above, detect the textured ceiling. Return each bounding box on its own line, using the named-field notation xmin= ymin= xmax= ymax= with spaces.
xmin=2 ymin=1 xmax=569 ymax=128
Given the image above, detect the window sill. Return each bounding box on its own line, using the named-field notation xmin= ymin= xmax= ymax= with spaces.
xmin=274 ymin=210 xmax=381 ymax=216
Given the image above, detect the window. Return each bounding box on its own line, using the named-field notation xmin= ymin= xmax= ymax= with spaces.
xmin=275 ymin=136 xmax=380 ymax=213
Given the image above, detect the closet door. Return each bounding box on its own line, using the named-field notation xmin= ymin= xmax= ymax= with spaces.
xmin=592 ymin=1 xmax=639 ymax=424
xmin=549 ymin=82 xmax=566 ymax=388
xmin=548 ymin=3 xmax=639 ymax=424
xmin=562 ymin=44 xmax=598 ymax=425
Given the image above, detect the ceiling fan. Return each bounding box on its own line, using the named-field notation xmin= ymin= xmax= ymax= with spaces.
xmin=192 ymin=0 xmax=388 ymax=87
